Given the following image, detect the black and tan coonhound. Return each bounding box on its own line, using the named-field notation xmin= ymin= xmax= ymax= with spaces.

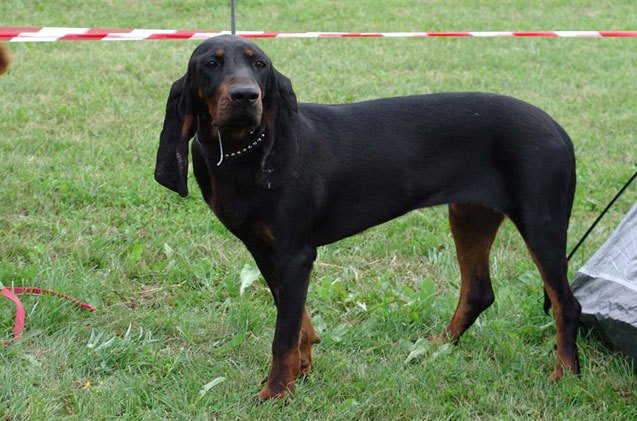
xmin=155 ymin=35 xmax=580 ymax=401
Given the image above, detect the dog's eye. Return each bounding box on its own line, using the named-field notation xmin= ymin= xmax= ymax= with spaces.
xmin=205 ymin=60 xmax=220 ymax=68
xmin=254 ymin=61 xmax=267 ymax=69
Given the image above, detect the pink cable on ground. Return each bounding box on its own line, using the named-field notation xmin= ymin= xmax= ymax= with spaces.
xmin=1 ymin=286 xmax=96 ymax=343
xmin=1 ymin=287 xmax=25 ymax=342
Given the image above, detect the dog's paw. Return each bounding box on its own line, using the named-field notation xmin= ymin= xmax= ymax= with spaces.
xmin=298 ymin=350 xmax=315 ymax=376
xmin=298 ymin=334 xmax=319 ymax=377
xmin=427 ymin=334 xmax=448 ymax=345
xmin=299 ymin=360 xmax=313 ymax=376
xmin=548 ymin=366 xmax=564 ymax=381
xmin=427 ymin=331 xmax=461 ymax=346
xmin=548 ymin=359 xmax=581 ymax=381
xmin=256 ymin=382 xmax=292 ymax=402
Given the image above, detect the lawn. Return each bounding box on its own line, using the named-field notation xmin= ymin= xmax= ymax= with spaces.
xmin=1 ymin=0 xmax=636 ymax=419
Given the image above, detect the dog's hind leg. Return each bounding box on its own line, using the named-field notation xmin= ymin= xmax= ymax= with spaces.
xmin=514 ymin=213 xmax=581 ymax=380
xmin=432 ymin=203 xmax=504 ymax=344
xmin=506 ymin=148 xmax=580 ymax=379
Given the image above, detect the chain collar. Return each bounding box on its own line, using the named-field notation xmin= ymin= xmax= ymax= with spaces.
xmin=194 ymin=126 xmax=266 ymax=165
xmin=221 ymin=129 xmax=266 ymax=160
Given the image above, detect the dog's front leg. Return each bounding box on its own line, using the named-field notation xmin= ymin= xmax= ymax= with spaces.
xmin=249 ymin=244 xmax=320 ymax=381
xmin=258 ymin=246 xmax=316 ymax=401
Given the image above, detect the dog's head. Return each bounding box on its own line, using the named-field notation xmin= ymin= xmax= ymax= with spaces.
xmin=155 ymin=35 xmax=298 ymax=197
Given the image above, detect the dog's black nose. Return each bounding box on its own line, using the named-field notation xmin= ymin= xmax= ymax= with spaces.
xmin=229 ymin=86 xmax=260 ymax=104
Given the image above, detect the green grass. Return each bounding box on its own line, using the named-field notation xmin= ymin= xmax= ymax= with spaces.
xmin=1 ymin=0 xmax=636 ymax=419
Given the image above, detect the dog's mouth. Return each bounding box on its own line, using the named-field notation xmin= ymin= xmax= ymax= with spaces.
xmin=216 ymin=104 xmax=262 ymax=131
xmin=228 ymin=111 xmax=260 ymax=127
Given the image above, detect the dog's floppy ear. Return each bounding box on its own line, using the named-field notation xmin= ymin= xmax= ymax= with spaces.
xmin=257 ymin=67 xmax=300 ymax=190
xmin=154 ymin=74 xmax=196 ymax=197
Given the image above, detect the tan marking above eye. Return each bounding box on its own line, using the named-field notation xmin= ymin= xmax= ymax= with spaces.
xmin=245 ymin=49 xmax=254 ymax=57
xmin=215 ymin=48 xmax=224 ymax=58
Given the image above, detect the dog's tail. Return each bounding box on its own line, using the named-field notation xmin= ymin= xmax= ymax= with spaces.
xmin=0 ymin=43 xmax=11 ymax=75
xmin=543 ymin=120 xmax=577 ymax=314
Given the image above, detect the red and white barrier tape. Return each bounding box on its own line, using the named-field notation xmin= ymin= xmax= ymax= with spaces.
xmin=1 ymin=27 xmax=636 ymax=42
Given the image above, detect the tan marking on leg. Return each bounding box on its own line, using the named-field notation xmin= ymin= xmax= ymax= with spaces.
xmin=258 ymin=347 xmax=299 ymax=401
xmin=439 ymin=203 xmax=503 ymax=343
xmin=527 ymin=249 xmax=579 ymax=380
xmin=298 ymin=306 xmax=320 ymax=376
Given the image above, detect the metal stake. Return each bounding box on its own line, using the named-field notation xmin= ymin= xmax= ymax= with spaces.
xmin=231 ymin=0 xmax=236 ymax=35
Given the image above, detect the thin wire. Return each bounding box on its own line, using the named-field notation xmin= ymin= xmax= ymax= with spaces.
xmin=567 ymin=168 xmax=637 ymax=261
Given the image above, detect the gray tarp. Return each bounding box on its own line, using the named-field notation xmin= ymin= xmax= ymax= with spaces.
xmin=571 ymin=203 xmax=637 ymax=364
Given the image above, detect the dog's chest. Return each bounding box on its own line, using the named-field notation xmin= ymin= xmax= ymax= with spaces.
xmin=209 ymin=183 xmax=268 ymax=233
xmin=211 ymin=191 xmax=249 ymax=228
